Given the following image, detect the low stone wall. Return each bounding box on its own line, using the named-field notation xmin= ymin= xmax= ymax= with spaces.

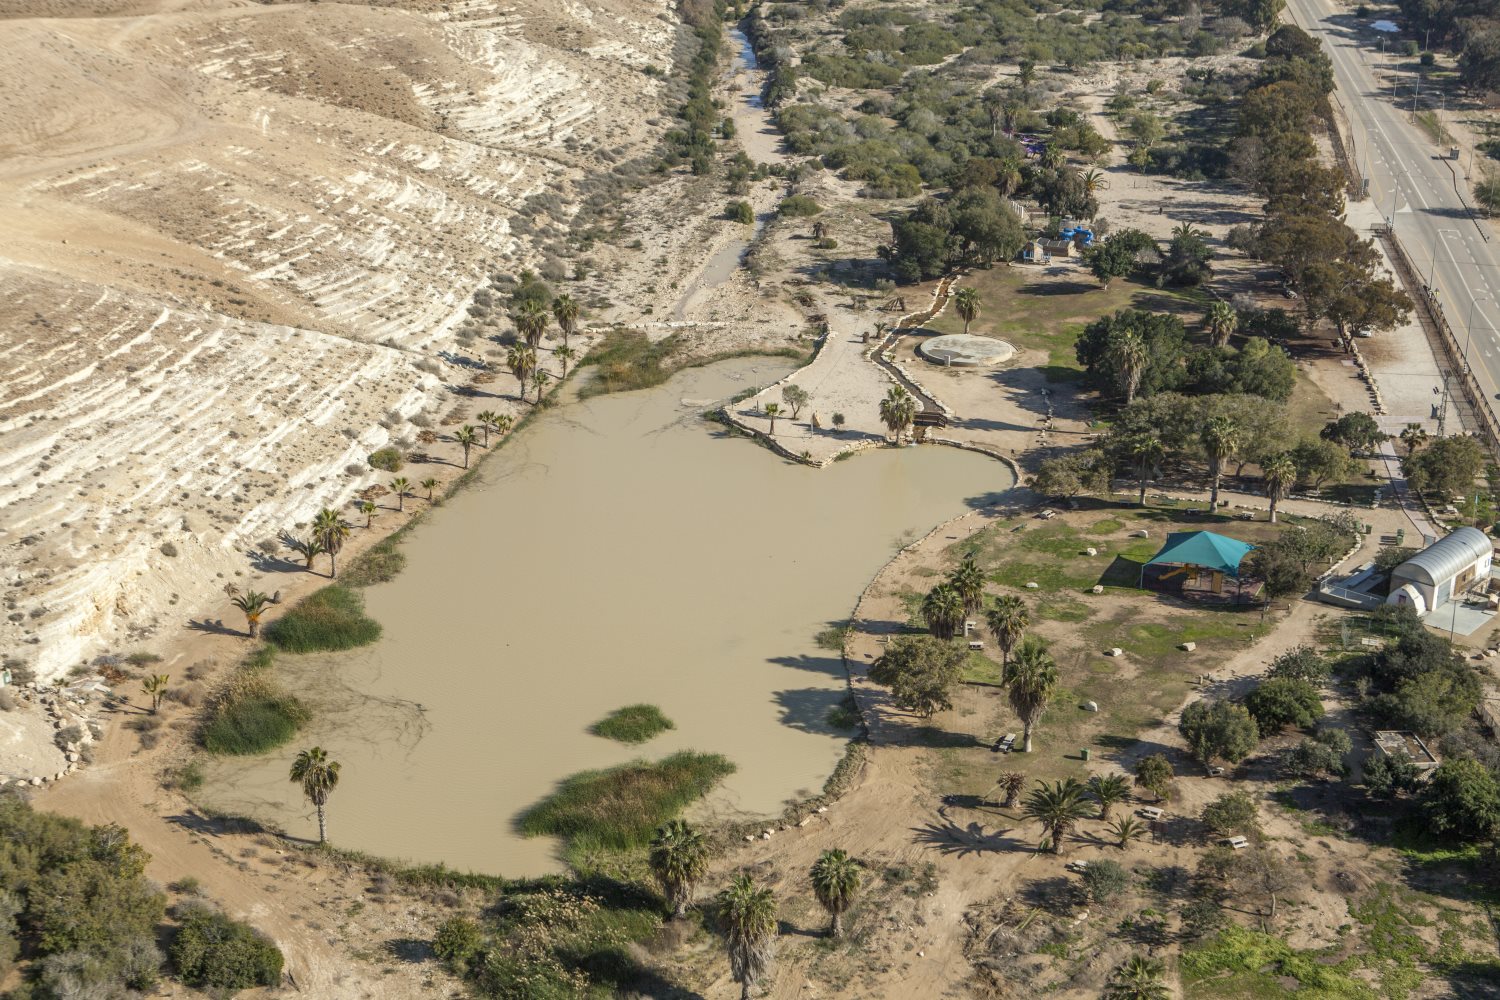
xmin=0 ymin=678 xmax=108 ymax=787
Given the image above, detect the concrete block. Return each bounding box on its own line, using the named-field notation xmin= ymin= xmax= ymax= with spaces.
xmin=1180 ymin=642 xmax=1196 ymax=652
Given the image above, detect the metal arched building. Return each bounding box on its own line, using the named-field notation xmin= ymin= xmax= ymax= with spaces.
xmin=1387 ymin=526 xmax=1493 ymax=615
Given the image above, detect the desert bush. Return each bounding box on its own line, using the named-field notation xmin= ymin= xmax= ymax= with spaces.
xmin=367 ymin=447 xmax=404 ymax=473
xmin=726 ymin=200 xmax=755 ymax=224
xmin=170 ymin=903 xmax=283 ymax=992
xmin=778 ymin=194 xmax=823 ymax=217
xmin=200 ymin=673 xmax=309 ymax=756
xmin=265 ymin=586 xmax=381 ymax=653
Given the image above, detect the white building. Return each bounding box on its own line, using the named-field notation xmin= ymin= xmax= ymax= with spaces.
xmin=1387 ymin=526 xmax=1492 ymax=615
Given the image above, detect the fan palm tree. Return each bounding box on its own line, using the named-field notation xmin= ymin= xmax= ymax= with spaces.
xmin=141 ymin=674 xmax=170 ymax=714
xmin=506 ymin=343 xmax=537 ymax=401
xmin=454 ymin=426 xmax=477 ymax=469
xmin=1107 ymin=815 xmax=1147 ymax=848
xmin=1263 ymin=451 xmax=1297 ymax=524
xmin=390 ymin=477 xmax=411 ymax=512
xmin=998 ymin=770 xmax=1026 ymax=808
xmin=289 ymin=747 xmax=340 ymax=845
xmin=948 ymin=552 xmax=986 ymax=618
xmin=359 ymin=500 xmax=376 ymax=527
xmin=1201 ymin=414 xmax=1240 ymax=512
xmin=1108 ymin=329 xmax=1149 ymax=405
xmin=954 ymin=287 xmax=981 ymax=335
xmin=764 ymin=403 xmax=781 ymax=436
xmin=985 ymin=595 xmax=1030 ymax=667
xmin=493 ymin=413 xmax=514 ymax=438
xmin=475 ymin=411 xmax=498 ymax=447
xmin=514 ymin=299 xmax=549 ymax=348
xmin=1022 ymin=778 xmax=1092 ymax=854
xmin=1082 ymin=167 xmax=1109 ymax=196
xmin=1205 ymin=300 xmax=1238 ymax=348
xmin=1088 ymin=774 xmax=1131 ymax=820
xmin=1104 ymin=954 xmax=1170 ymax=1000
xmin=718 ymin=873 xmax=778 ymax=1000
xmin=551 ymin=294 xmax=580 ymax=347
xmin=921 ymin=583 xmax=965 ymax=640
xmin=1005 ymin=635 xmax=1057 ymax=753
xmin=1126 ymin=433 xmax=1165 ymax=505
xmin=555 ymin=344 xmax=578 ymax=379
xmin=996 ymin=159 xmax=1022 ymax=198
xmin=531 ymin=369 xmax=547 ymax=402
xmin=313 ymin=508 xmax=348 ymax=579
xmin=231 ymin=590 xmax=271 ymax=639
xmin=421 ymin=477 xmax=438 ymax=502
xmin=649 ymin=819 xmax=710 ymax=919
xmin=1399 ymin=422 xmax=1428 ymax=456
xmin=1039 ymin=144 xmax=1065 ymax=170
xmin=809 ymin=849 xmax=862 ymax=939
xmin=878 ymin=386 xmax=916 ymax=443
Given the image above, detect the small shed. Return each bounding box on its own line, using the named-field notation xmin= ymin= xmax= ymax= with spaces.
xmin=1021 ymin=239 xmax=1050 ymax=264
xmin=1140 ymin=530 xmax=1254 ymax=595
xmin=1387 ymin=526 xmax=1492 ymax=615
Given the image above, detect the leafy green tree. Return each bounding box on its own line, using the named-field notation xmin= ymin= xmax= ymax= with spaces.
xmin=1320 ymin=412 xmax=1387 ymax=454
xmin=1023 ymin=778 xmax=1093 ymax=853
xmin=1201 ymin=790 xmax=1260 ymax=837
xmin=947 ymin=553 xmax=986 ymax=619
xmin=1089 ymin=237 xmax=1142 ymax=289
xmin=718 ymin=873 xmax=778 ymax=1000
xmin=949 ymin=188 xmax=1025 ymax=265
xmin=1244 ymin=677 xmax=1323 ymax=733
xmin=954 ymin=287 xmax=980 ymax=335
xmin=809 ymin=849 xmax=862 ymax=938
xmin=1425 ymin=758 xmax=1500 ymax=842
xmin=1006 ymin=635 xmax=1058 ymax=753
xmin=649 ymin=819 xmax=710 ymax=919
xmin=1105 ymin=954 xmax=1170 ymax=1000
xmin=1364 ymin=750 xmax=1421 ymax=799
xmin=869 ymin=636 xmax=966 ymax=718
xmin=1290 ymin=437 xmax=1358 ymax=488
xmin=1459 ymin=26 xmax=1500 ymax=98
xmin=1076 ymin=309 xmax=1186 ymax=404
xmin=1267 ymin=645 xmax=1329 ymax=685
xmin=1287 ymin=728 xmax=1350 ymax=779
xmin=1082 ymin=858 xmax=1131 ymax=905
xmin=1403 ymin=435 xmax=1486 ymax=498
xmin=727 ymin=200 xmax=754 ymax=224
xmin=781 ymin=384 xmax=810 ymax=420
xmin=289 ymin=746 xmax=340 ymax=844
xmin=1033 ymin=449 xmax=1110 ymax=500
xmin=313 ymin=508 xmax=348 ymax=579
xmin=1088 ymin=774 xmax=1132 ymax=820
xmin=454 ymin=426 xmax=477 ymax=470
xmin=1135 ymin=753 xmax=1175 ymax=801
xmin=170 ymin=904 xmax=283 ymax=992
xmin=1179 ymin=700 xmax=1259 ymax=769
xmin=985 ymin=595 xmax=1029 ymax=667
xmin=1373 ymin=665 xmax=1483 ymax=738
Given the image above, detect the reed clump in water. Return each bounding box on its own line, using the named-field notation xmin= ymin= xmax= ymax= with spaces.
xmin=266 ymin=585 xmax=382 ymax=653
xmin=588 ymin=704 xmax=675 ymax=744
xmin=517 ymin=751 xmax=735 ymax=854
xmin=200 ymin=664 xmax=310 ymax=756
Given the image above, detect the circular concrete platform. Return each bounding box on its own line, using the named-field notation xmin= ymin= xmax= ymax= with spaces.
xmin=917 ymin=333 xmax=1015 ymax=367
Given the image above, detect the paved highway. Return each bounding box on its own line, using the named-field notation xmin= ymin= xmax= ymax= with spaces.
xmin=1286 ymin=0 xmax=1500 ymax=426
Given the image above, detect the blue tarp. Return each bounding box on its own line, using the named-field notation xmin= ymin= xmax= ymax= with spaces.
xmin=1144 ymin=530 xmax=1254 ymax=578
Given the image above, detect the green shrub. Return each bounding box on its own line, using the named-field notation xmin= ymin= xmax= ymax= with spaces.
xmin=517 ymin=751 xmax=735 ymax=853
xmin=726 ymin=200 xmax=754 ymax=224
xmin=432 ymin=916 xmax=483 ymax=968
xmin=589 ymin=704 xmax=674 ymax=744
xmin=200 ymin=673 xmax=309 ymax=756
xmin=815 ymin=237 xmax=839 ymax=249
xmin=170 ymin=904 xmax=283 ymax=992
xmin=265 ymin=586 xmax=381 ymax=653
xmin=778 ymin=194 xmax=823 ymax=217
xmin=367 ymin=447 xmax=404 ymax=472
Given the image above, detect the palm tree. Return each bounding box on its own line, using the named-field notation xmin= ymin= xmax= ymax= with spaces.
xmin=878 ymin=386 xmax=916 ymax=443
xmin=1087 ymin=774 xmax=1131 ymax=820
xmin=288 ymin=534 xmax=325 ymax=571
xmin=1108 ymin=329 xmax=1149 ymax=405
xmin=506 ymin=342 xmax=537 ymax=401
xmin=231 ymin=590 xmax=271 ymax=639
xmin=514 ymin=299 xmax=549 ymax=348
xmin=1263 ymin=452 xmax=1297 ymax=524
xmin=390 ymin=477 xmax=410 ymax=512
xmin=359 ymin=500 xmax=376 ymax=527
xmin=649 ymin=819 xmax=710 ymax=919
xmin=551 ymin=294 xmax=580 ymax=347
xmin=1104 ymin=954 xmax=1170 ymax=1000
xmin=1201 ymin=415 xmax=1240 ymax=512
xmin=531 ymin=369 xmax=547 ymax=402
xmin=1107 ymin=815 xmax=1147 ymax=848
xmin=954 ymin=287 xmax=981 ymax=335
xmin=493 ymin=413 xmax=514 ymax=439
xmin=141 ymin=673 xmax=170 ymax=714
xmin=1022 ymin=778 xmax=1092 ymax=854
xmin=421 ymin=477 xmax=438 ymax=502
xmin=985 ymin=595 xmax=1030 ymax=667
xmin=1039 ymin=144 xmax=1065 ymax=170
xmin=921 ymin=583 xmax=965 ymax=640
xmin=1126 ymin=433 xmax=1165 ymax=505
xmin=555 ymin=344 xmax=578 ymax=379
xmin=1082 ymin=167 xmax=1109 ymax=196
xmin=475 ymin=410 xmax=498 ymax=447
xmin=998 ymin=770 xmax=1025 ymax=808
xmin=764 ymin=403 xmax=782 ymax=436
xmin=948 ymin=552 xmax=986 ymax=618
xmin=1172 ymin=221 xmax=1204 ymax=241
xmin=1005 ymin=635 xmax=1057 ymax=753
xmin=313 ymin=508 xmax=348 ymax=579
xmin=809 ymin=849 xmax=862 ymax=939
xmin=1400 ymin=422 xmax=1428 ymax=456
xmin=289 ymin=747 xmax=340 ymax=845
xmin=1205 ymin=300 xmax=1238 ymax=348
xmin=455 ymin=426 xmax=477 ymax=469
xmin=718 ymin=873 xmax=778 ymax=1000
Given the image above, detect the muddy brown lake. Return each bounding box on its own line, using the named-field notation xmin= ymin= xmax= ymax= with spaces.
xmin=201 ymin=358 xmax=1011 ymax=875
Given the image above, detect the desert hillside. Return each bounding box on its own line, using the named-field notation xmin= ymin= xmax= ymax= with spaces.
xmin=0 ymin=0 xmax=684 ymax=678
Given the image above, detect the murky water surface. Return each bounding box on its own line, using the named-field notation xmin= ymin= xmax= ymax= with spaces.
xmin=202 ymin=359 xmax=1010 ymax=874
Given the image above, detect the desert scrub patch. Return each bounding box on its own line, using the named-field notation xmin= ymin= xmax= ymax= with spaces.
xmin=589 ymin=704 xmax=674 ymax=744
xmin=778 ymin=194 xmax=823 ymax=216
xmin=265 ymin=586 xmax=381 ymax=653
xmin=340 ymin=537 xmax=406 ymax=588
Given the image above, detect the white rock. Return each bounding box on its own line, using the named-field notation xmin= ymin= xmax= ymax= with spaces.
xmin=816 ymin=806 xmax=828 ymax=813
xmin=761 ymin=832 xmax=772 ymax=841
xmin=798 ymin=816 xmax=813 ymax=827
xmin=1106 ymin=647 xmax=1124 ymax=657
xmin=1091 ymin=585 xmax=1104 ymax=594
xmin=29 ymin=776 xmax=43 ymax=787
xmin=1026 ymin=581 xmax=1039 ymax=589
xmin=1085 ymin=547 xmax=1098 ymax=557
xmin=1180 ymin=642 xmax=1196 ymax=652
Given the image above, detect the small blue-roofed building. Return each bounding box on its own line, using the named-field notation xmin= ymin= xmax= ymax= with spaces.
xmin=1140 ymin=530 xmax=1255 ymax=597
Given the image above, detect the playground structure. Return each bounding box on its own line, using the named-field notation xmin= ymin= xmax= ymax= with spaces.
xmin=1138 ymin=530 xmax=1260 ymax=604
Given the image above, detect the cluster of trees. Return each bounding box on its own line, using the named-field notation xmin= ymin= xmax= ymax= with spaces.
xmin=1362 ymin=604 xmax=1484 ymax=739
xmin=1401 ymin=432 xmax=1487 ymax=499
xmin=1388 ymin=0 xmax=1500 ymax=95
xmin=1227 ymin=26 xmax=1413 ymax=337
xmin=0 ymin=794 xmax=283 ymax=997
xmin=664 ymin=0 xmax=730 ymax=175
xmin=880 ymin=186 xmax=1026 ymax=281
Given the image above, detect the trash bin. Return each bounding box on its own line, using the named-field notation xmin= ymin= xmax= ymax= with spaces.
xmin=1081 ymin=748 xmax=1091 ymax=761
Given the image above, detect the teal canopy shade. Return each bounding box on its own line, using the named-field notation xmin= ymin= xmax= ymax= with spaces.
xmin=1144 ymin=531 xmax=1255 ymax=578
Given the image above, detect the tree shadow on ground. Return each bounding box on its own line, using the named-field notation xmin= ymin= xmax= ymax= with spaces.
xmin=186 ymin=618 xmax=244 ymax=638
xmin=911 ymin=819 xmax=1028 ymax=857
xmin=1019 ymin=876 xmax=1078 ymax=915
xmin=383 ymin=939 xmax=433 ymax=964
xmin=165 ymin=811 xmax=268 ymax=838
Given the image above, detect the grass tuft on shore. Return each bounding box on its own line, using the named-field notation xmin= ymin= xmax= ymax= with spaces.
xmin=266 ymin=585 xmax=381 ymax=653
xmin=518 ymin=750 xmax=735 ymax=853
xmin=589 ymin=704 xmax=675 ymax=744
xmin=579 ymin=330 xmax=682 ymax=398
xmin=200 ymin=670 xmax=310 ymax=756
xmin=340 ymin=537 xmax=407 ymax=587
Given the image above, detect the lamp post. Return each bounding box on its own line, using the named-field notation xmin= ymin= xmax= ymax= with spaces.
xmin=1428 ymin=228 xmax=1460 ymax=288
xmin=1465 ymin=293 xmax=1495 ymax=375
